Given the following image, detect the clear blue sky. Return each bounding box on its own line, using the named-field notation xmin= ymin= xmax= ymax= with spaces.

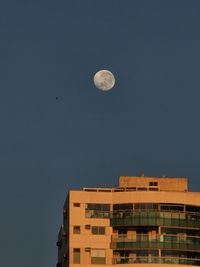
xmin=1 ymin=1 xmax=200 ymax=266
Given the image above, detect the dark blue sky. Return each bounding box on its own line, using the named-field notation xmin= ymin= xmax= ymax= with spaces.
xmin=1 ymin=1 xmax=200 ymax=266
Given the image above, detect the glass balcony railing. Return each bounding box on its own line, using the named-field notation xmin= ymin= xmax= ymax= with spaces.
xmin=110 ymin=211 xmax=200 ymax=228
xmin=85 ymin=210 xmax=110 ymax=218
xmin=113 ymin=256 xmax=200 ymax=265
xmin=111 ymin=234 xmax=200 ymax=251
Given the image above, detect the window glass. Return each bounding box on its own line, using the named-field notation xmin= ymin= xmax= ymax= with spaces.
xmin=91 ymin=258 xmax=105 ymax=264
xmin=137 ymin=187 xmax=147 ymax=191
xmin=91 ymin=226 xmax=105 ymax=235
xmin=186 ymin=205 xmax=200 ymax=213
xmin=86 ymin=204 xmax=110 ymax=211
xmin=85 ymin=204 xmax=110 ymax=218
xmin=149 ymin=188 xmax=158 ymax=191
xmin=134 ymin=203 xmax=158 ymax=210
xmin=149 ymin=182 xmax=158 ymax=186
xmin=73 ymin=248 xmax=80 ymax=264
xmin=160 ymin=204 xmax=184 ymax=212
xmin=113 ymin=204 xmax=133 ymax=211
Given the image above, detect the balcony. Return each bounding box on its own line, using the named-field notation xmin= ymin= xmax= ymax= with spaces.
xmin=112 ymin=256 xmax=200 ymax=265
xmin=111 ymin=234 xmax=200 ymax=251
xmin=110 ymin=211 xmax=200 ymax=228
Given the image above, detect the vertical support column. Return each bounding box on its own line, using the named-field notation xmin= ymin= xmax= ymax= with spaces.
xmin=158 ymin=226 xmax=161 ymax=258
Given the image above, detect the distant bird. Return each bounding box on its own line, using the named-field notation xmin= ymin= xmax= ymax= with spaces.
xmin=56 ymin=97 xmax=59 ymax=100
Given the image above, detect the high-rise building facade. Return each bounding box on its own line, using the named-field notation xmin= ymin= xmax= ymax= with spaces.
xmin=57 ymin=176 xmax=200 ymax=267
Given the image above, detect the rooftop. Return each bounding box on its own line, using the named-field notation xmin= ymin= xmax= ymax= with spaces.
xmin=82 ymin=176 xmax=188 ymax=193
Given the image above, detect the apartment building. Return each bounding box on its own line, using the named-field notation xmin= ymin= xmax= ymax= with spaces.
xmin=56 ymin=176 xmax=200 ymax=267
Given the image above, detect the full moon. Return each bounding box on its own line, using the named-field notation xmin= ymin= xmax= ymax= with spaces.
xmin=93 ymin=70 xmax=115 ymax=91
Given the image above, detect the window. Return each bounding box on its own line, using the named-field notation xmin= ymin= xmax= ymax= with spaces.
xmin=73 ymin=203 xmax=80 ymax=207
xmin=186 ymin=205 xmax=200 ymax=213
xmin=149 ymin=182 xmax=158 ymax=186
xmin=73 ymin=226 xmax=80 ymax=234
xmin=113 ymin=203 xmax=133 ymax=211
xmin=149 ymin=188 xmax=158 ymax=191
xmin=92 ymin=226 xmax=105 ymax=235
xmin=137 ymin=187 xmax=147 ymax=191
xmin=73 ymin=248 xmax=80 ymax=264
xmin=126 ymin=187 xmax=136 ymax=191
xmin=160 ymin=204 xmax=184 ymax=212
xmin=91 ymin=249 xmax=106 ymax=264
xmin=86 ymin=204 xmax=110 ymax=211
xmin=134 ymin=203 xmax=158 ymax=210
xmin=85 ymin=203 xmax=110 ymax=218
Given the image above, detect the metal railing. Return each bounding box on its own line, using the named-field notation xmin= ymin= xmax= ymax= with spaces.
xmin=113 ymin=256 xmax=200 ymax=265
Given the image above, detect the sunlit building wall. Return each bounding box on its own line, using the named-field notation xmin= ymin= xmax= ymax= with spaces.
xmin=56 ymin=176 xmax=200 ymax=267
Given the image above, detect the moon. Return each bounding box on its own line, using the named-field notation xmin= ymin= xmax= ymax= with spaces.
xmin=93 ymin=70 xmax=115 ymax=91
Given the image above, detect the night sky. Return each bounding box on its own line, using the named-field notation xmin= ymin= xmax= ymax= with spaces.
xmin=1 ymin=1 xmax=200 ymax=266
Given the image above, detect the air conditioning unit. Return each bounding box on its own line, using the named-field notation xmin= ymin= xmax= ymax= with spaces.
xmin=85 ymin=224 xmax=91 ymax=229
xmin=85 ymin=247 xmax=91 ymax=252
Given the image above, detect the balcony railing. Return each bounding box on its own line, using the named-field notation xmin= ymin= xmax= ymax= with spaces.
xmin=85 ymin=210 xmax=110 ymax=218
xmin=111 ymin=234 xmax=200 ymax=251
xmin=113 ymin=256 xmax=200 ymax=265
xmin=110 ymin=211 xmax=200 ymax=228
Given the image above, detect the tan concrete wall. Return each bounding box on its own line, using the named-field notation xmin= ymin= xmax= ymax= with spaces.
xmin=67 ymin=187 xmax=200 ymax=266
xmin=69 ymin=191 xmax=113 ymax=265
xmin=119 ymin=176 xmax=188 ymax=191
xmin=70 ymin=191 xmax=113 ymax=203
xmin=69 ymin=190 xmax=200 ymax=206
xmin=111 ymin=191 xmax=200 ymax=205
